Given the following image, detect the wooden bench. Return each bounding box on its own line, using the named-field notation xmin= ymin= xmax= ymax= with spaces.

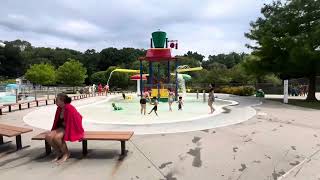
xmin=32 ymin=131 xmax=134 ymax=156
xmin=0 ymin=124 xmax=33 ymax=150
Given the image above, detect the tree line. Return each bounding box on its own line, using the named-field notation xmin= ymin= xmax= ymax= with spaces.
xmin=0 ymin=39 xmax=278 ymax=89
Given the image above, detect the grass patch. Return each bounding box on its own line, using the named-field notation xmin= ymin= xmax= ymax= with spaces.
xmin=267 ymin=98 xmax=320 ymax=110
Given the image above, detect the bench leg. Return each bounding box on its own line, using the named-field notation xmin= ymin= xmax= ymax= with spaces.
xmin=82 ymin=140 xmax=88 ymax=156
xmin=28 ymin=102 xmax=30 ymax=108
xmin=121 ymin=141 xmax=126 ymax=156
xmin=0 ymin=135 xmax=3 ymax=144
xmin=0 ymin=108 xmax=2 ymax=115
xmin=36 ymin=101 xmax=39 ymax=107
xmin=45 ymin=140 xmax=52 ymax=155
xmin=19 ymin=104 xmax=22 ymax=110
xmin=9 ymin=105 xmax=11 ymax=112
xmin=45 ymin=100 xmax=48 ymax=105
xmin=16 ymin=135 xmax=22 ymax=150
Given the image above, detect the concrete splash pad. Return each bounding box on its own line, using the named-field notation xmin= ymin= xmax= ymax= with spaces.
xmin=23 ymin=94 xmax=258 ymax=135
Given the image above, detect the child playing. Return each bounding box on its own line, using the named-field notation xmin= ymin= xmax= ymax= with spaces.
xmin=112 ymin=103 xmax=123 ymax=111
xmin=168 ymin=91 xmax=175 ymax=111
xmin=148 ymin=97 xmax=158 ymax=116
xmin=178 ymin=96 xmax=183 ymax=110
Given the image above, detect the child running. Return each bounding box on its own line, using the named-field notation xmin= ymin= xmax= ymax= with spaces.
xmin=178 ymin=96 xmax=183 ymax=110
xmin=148 ymin=97 xmax=158 ymax=116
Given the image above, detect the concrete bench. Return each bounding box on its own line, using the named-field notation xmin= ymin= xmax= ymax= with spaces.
xmin=16 ymin=100 xmax=35 ymax=110
xmin=35 ymin=99 xmax=49 ymax=106
xmin=1 ymin=99 xmax=55 ymax=114
xmin=1 ymin=101 xmax=32 ymax=114
xmin=32 ymin=131 xmax=134 ymax=156
xmin=0 ymin=124 xmax=33 ymax=150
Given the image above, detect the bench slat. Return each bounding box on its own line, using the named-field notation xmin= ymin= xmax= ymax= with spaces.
xmin=85 ymin=131 xmax=134 ymax=136
xmin=31 ymin=132 xmax=50 ymax=140
xmin=0 ymin=128 xmax=22 ymax=137
xmin=84 ymin=134 xmax=132 ymax=141
xmin=32 ymin=131 xmax=133 ymax=141
xmin=0 ymin=124 xmax=33 ymax=133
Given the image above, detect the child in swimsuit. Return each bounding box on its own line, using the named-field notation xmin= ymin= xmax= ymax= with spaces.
xmin=168 ymin=91 xmax=174 ymax=111
xmin=112 ymin=103 xmax=123 ymax=110
xmin=148 ymin=97 xmax=158 ymax=116
xmin=178 ymin=96 xmax=183 ymax=110
xmin=140 ymin=96 xmax=147 ymax=115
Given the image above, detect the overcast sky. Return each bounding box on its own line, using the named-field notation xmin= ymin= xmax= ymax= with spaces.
xmin=0 ymin=0 xmax=271 ymax=57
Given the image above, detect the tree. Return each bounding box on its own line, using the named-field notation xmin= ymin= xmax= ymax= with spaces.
xmin=245 ymin=0 xmax=320 ymax=101
xmin=229 ymin=64 xmax=255 ymax=84
xmin=82 ymin=49 xmax=100 ymax=84
xmin=25 ymin=63 xmax=56 ymax=85
xmin=183 ymin=51 xmax=205 ymax=62
xmin=5 ymin=39 xmax=32 ymax=51
xmin=91 ymin=71 xmax=108 ymax=84
xmin=91 ymin=66 xmax=132 ymax=89
xmin=98 ymin=47 xmax=146 ymax=71
xmin=204 ymin=52 xmax=246 ymax=69
xmin=0 ymin=43 xmax=24 ymax=77
xmin=98 ymin=48 xmax=119 ymax=71
xmin=56 ymin=59 xmax=87 ymax=86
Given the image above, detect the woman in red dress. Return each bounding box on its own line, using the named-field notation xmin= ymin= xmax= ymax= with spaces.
xmin=45 ymin=93 xmax=84 ymax=163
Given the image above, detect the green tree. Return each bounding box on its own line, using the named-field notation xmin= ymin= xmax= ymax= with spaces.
xmin=245 ymin=0 xmax=320 ymax=101
xmin=25 ymin=63 xmax=56 ymax=85
xmin=91 ymin=71 xmax=108 ymax=84
xmin=229 ymin=64 xmax=255 ymax=84
xmin=0 ymin=43 xmax=24 ymax=77
xmin=56 ymin=59 xmax=87 ymax=86
xmin=82 ymin=49 xmax=100 ymax=84
xmin=91 ymin=66 xmax=132 ymax=89
xmin=183 ymin=51 xmax=205 ymax=62
xmin=204 ymin=52 xmax=246 ymax=69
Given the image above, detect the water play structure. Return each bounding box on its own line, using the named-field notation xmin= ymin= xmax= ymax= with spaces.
xmin=138 ymin=31 xmax=202 ymax=101
xmin=104 ymin=31 xmax=202 ymax=101
xmin=107 ymin=68 xmax=140 ymax=86
xmin=130 ymin=74 xmax=147 ymax=95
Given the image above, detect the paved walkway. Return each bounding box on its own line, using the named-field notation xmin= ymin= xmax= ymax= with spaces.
xmin=265 ymin=92 xmax=320 ymax=100
xmin=0 ymin=95 xmax=320 ymax=180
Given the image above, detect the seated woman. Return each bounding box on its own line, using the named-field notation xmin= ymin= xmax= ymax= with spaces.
xmin=45 ymin=93 xmax=84 ymax=163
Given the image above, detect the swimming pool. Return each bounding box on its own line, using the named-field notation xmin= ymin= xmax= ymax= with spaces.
xmin=0 ymin=95 xmax=35 ymax=104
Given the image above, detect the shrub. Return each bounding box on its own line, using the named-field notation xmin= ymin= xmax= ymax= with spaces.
xmin=216 ymin=86 xmax=255 ymax=96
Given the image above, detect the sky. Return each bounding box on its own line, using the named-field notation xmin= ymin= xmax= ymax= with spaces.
xmin=0 ymin=0 xmax=271 ymax=57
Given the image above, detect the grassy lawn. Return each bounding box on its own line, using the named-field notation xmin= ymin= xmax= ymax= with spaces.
xmin=267 ymin=98 xmax=320 ymax=110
